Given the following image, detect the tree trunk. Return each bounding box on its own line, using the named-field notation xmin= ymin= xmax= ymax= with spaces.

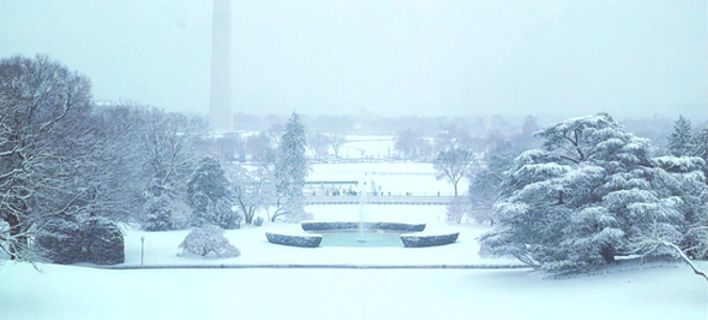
xmin=600 ymin=245 xmax=615 ymax=264
xmin=244 ymin=208 xmax=253 ymax=225
xmin=453 ymin=183 xmax=458 ymax=197
xmin=5 ymin=213 xmax=27 ymax=260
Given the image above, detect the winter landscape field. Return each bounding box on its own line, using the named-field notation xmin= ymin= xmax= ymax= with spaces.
xmin=3 ymin=261 xmax=706 ymax=320
xmin=2 ymin=159 xmax=707 ymax=320
xmin=2 ymin=1 xmax=707 ymax=320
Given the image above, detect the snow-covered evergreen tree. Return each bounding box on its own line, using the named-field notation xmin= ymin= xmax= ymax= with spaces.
xmin=36 ymin=215 xmax=125 ymax=265
xmin=143 ymin=191 xmax=176 ymax=231
xmin=667 ymin=115 xmax=694 ymax=156
xmin=272 ymin=112 xmax=310 ymax=222
xmin=468 ymin=141 xmax=519 ymax=224
xmin=482 ymin=113 xmax=691 ymax=272
xmin=187 ymin=157 xmax=238 ymax=229
xmin=652 ymin=156 xmax=708 ymax=259
xmin=692 ymin=127 xmax=708 ymax=164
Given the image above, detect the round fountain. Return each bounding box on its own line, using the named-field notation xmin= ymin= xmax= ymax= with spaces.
xmin=266 ymin=221 xmax=458 ymax=248
xmin=265 ymin=173 xmax=459 ymax=248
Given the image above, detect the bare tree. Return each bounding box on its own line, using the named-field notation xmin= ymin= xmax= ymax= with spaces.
xmin=0 ymin=55 xmax=93 ymax=261
xmin=329 ymin=134 xmax=346 ymax=158
xmin=141 ymin=109 xmax=198 ymax=198
xmin=227 ymin=165 xmax=274 ymax=224
xmin=434 ymin=122 xmax=473 ymax=154
xmin=212 ymin=132 xmax=243 ymax=161
xmin=395 ymin=129 xmax=430 ymax=160
xmin=434 ymin=148 xmax=473 ymax=197
xmin=308 ymin=132 xmax=332 ymax=160
xmin=244 ymin=132 xmax=275 ymax=163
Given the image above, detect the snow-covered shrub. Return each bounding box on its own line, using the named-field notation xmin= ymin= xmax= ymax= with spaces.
xmin=35 ymin=217 xmax=85 ymax=264
xmin=446 ymin=197 xmax=469 ymax=224
xmin=179 ymin=225 xmax=240 ymax=258
xmin=253 ymin=216 xmax=264 ymax=227
xmin=36 ymin=216 xmax=125 ymax=265
xmin=82 ymin=217 xmax=125 ymax=265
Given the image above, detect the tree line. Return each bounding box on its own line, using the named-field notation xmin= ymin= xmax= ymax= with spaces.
xmin=0 ymin=55 xmax=309 ymax=264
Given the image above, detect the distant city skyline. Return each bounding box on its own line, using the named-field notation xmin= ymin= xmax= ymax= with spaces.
xmin=0 ymin=0 xmax=705 ymax=118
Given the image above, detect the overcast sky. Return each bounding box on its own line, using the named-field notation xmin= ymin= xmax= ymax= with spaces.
xmin=0 ymin=0 xmax=706 ymax=117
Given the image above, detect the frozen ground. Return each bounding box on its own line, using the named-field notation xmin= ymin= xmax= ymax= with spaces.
xmin=1 ymin=261 xmax=705 ymax=320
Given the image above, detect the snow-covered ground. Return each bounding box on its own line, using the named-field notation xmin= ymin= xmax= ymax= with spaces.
xmin=309 ymin=162 xmax=467 ymax=196
xmin=339 ymin=135 xmax=395 ymax=159
xmin=3 ymin=199 xmax=706 ymax=320
xmin=119 ymin=205 xmax=512 ymax=266
xmin=3 ymin=160 xmax=705 ymax=320
xmin=123 ymin=222 xmax=516 ymax=267
xmin=1 ymin=261 xmax=705 ymax=320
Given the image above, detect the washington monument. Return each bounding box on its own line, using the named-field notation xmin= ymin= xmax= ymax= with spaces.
xmin=209 ymin=0 xmax=233 ymax=132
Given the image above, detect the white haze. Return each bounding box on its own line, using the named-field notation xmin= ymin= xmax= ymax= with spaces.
xmin=0 ymin=0 xmax=705 ymax=117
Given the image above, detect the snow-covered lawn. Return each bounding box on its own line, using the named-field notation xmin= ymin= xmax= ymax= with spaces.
xmin=1 ymin=261 xmax=705 ymax=320
xmin=308 ymin=162 xmax=466 ymax=196
xmin=2 ymin=205 xmax=706 ymax=319
xmin=339 ymin=135 xmax=395 ymax=159
xmin=123 ymin=211 xmax=517 ymax=266
xmin=124 ymin=224 xmax=515 ymax=266
xmin=3 ymin=205 xmax=706 ymax=320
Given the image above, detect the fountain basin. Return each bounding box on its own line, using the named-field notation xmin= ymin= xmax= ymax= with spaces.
xmin=265 ymin=232 xmax=322 ymax=248
xmin=317 ymin=230 xmax=405 ymax=247
xmin=401 ymin=232 xmax=459 ymax=248
xmin=265 ymin=222 xmax=459 ymax=248
xmin=301 ymin=221 xmax=425 ymax=233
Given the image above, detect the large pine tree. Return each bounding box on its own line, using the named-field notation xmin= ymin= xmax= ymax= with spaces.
xmin=667 ymin=115 xmax=694 ymax=156
xmin=482 ymin=113 xmax=689 ymax=272
xmin=187 ymin=157 xmax=238 ymax=229
xmin=273 ymin=112 xmax=310 ymax=222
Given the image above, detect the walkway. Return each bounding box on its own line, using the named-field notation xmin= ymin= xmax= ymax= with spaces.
xmin=305 ymin=195 xmax=456 ymax=205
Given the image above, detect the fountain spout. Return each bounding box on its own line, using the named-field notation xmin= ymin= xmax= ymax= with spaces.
xmin=358 ymin=173 xmax=367 ymax=237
